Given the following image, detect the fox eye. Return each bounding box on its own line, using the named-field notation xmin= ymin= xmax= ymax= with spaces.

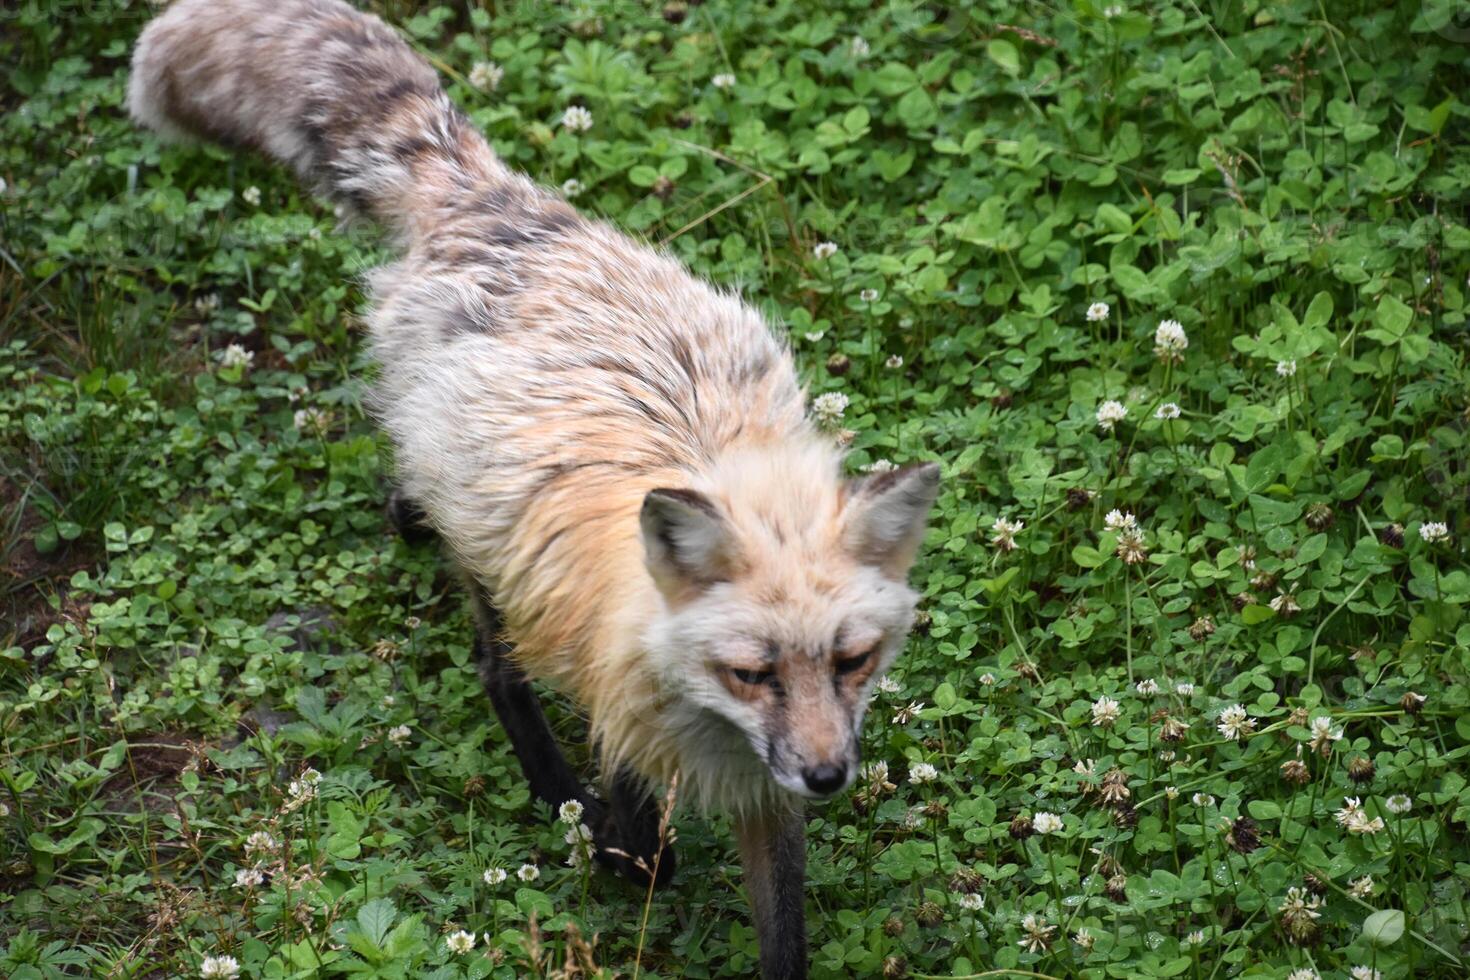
xmin=730 ymin=666 xmax=777 ymax=688
xmin=835 ymin=647 xmax=875 ymax=676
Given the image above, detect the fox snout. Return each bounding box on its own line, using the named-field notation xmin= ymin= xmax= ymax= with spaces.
xmin=800 ymin=761 xmax=850 ymax=796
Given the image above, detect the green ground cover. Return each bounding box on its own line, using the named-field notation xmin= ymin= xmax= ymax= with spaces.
xmin=2 ymin=0 xmax=1469 ymax=977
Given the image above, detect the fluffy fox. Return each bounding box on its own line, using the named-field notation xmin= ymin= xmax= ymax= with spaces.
xmin=130 ymin=1 xmax=939 ymax=975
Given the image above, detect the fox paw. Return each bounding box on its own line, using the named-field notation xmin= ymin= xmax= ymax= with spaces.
xmin=591 ymin=808 xmax=677 ymax=888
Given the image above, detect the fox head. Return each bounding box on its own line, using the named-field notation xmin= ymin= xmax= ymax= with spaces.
xmin=639 ymin=446 xmax=940 ymax=801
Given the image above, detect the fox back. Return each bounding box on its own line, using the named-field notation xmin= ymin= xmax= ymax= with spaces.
xmin=130 ymin=0 xmax=938 ymax=816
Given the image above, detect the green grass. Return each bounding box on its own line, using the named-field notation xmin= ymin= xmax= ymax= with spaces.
xmin=3 ymin=0 xmax=1469 ymax=977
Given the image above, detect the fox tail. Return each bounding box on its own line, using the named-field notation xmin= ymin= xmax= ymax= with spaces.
xmin=128 ymin=0 xmax=501 ymax=243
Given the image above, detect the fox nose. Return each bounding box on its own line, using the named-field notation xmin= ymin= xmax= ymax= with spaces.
xmin=802 ymin=762 xmax=848 ymax=796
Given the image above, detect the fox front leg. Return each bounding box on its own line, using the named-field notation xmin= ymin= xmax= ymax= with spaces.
xmin=734 ymin=804 xmax=808 ymax=980
xmin=469 ymin=592 xmax=600 ymax=821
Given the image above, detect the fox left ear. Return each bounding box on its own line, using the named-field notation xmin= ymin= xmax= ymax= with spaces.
xmin=641 ymin=487 xmax=736 ymax=597
xmin=843 ymin=462 xmax=941 ymax=577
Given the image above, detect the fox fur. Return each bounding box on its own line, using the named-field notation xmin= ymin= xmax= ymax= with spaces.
xmin=129 ymin=0 xmax=938 ymax=820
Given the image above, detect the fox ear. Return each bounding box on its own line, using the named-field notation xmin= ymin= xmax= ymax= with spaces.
xmin=641 ymin=488 xmax=736 ymax=596
xmin=843 ymin=462 xmax=941 ymax=577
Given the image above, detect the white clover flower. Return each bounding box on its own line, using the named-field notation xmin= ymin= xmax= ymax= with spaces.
xmin=1096 ymin=399 xmax=1128 ymax=431
xmin=386 ymin=724 xmax=411 ymax=746
xmin=1165 ymin=786 xmax=1179 ymax=800
xmin=811 ymin=391 xmax=849 ymax=423
xmin=862 ymin=459 xmax=898 ymax=474
xmin=1135 ymin=678 xmax=1159 ymax=696
xmin=990 ymin=516 xmax=1024 ymax=552
xmin=876 ymin=675 xmax=901 ymax=694
xmin=1216 ymin=704 xmax=1255 ymax=741
xmin=711 ymin=72 xmax=736 ymax=89
xmin=1348 ymin=875 xmax=1374 ymax=899
xmin=1104 ymin=509 xmax=1137 ymax=531
xmin=200 ymin=956 xmax=241 ymax=979
xmin=860 ymin=287 xmax=880 ymax=303
xmin=1306 ymin=716 xmax=1342 ymax=753
xmin=1073 ymin=926 xmax=1095 ymax=949
xmin=564 ymin=822 xmax=595 ymax=867
xmin=849 ymin=36 xmax=870 ymax=57
xmin=1086 ymin=301 xmax=1110 ymax=322
xmin=1335 ymin=796 xmax=1363 ymax=827
xmin=1153 ymin=319 xmax=1188 ymax=359
xmin=1345 ymin=810 xmax=1386 ymax=835
xmin=0 ymin=176 xmax=7 ymax=195
xmin=1420 ymin=521 xmax=1450 ymax=543
xmin=293 ymin=407 xmax=333 ymax=436
xmin=194 ymin=293 xmax=220 ymax=315
xmin=1091 ymin=695 xmax=1121 ymax=727
xmin=1286 ymin=969 xmax=1319 ymax=980
xmin=1018 ymin=912 xmax=1055 ymax=953
xmin=561 ymin=178 xmax=584 ymax=198
xmin=559 ymin=800 xmax=585 ymax=824
xmin=861 ymin=760 xmax=890 ymax=784
xmin=1181 ymin=929 xmax=1205 ymax=948
xmin=804 ymin=330 xmax=826 ymax=343
xmin=885 ymin=354 xmax=903 ymax=369
xmin=1269 ymin=592 xmax=1301 ymax=616
xmin=1175 ymin=682 xmax=1195 ymax=697
xmin=1192 ymin=792 xmax=1215 ymax=807
xmin=217 ymin=343 xmax=254 ymax=371
xmin=483 ymin=866 xmax=507 ymax=886
xmin=1103 ymin=3 xmax=1124 ymax=16
xmin=978 ymin=672 xmax=996 ymax=687
xmin=893 ymin=700 xmax=923 ymax=724
xmin=813 ymin=241 xmax=838 ymax=259
xmin=233 ymin=867 xmax=265 ymax=888
xmin=1032 ymin=811 xmax=1063 ymax=835
xmin=468 ymin=61 xmax=504 ymax=91
xmin=561 ymin=106 xmax=594 ymax=132
xmin=288 ymin=768 xmax=321 ymax=801
xmin=241 ymin=185 xmax=261 ymax=206
xmin=1072 ymin=758 xmax=1096 ymax=777
xmin=1385 ymin=794 xmax=1412 ymax=815
xmin=517 ymin=863 xmax=540 ymax=882
xmin=1276 ymin=359 xmax=1297 ymax=377
xmin=446 ymin=930 xmax=476 ymax=954
xmin=1349 ymin=968 xmax=1381 ymax=980
xmin=243 ymin=831 xmax=277 ymax=855
xmin=909 ymin=761 xmax=939 ymax=784
xmin=957 ymin=892 xmax=984 ymax=911
xmin=1154 ymin=402 xmax=1181 ymax=420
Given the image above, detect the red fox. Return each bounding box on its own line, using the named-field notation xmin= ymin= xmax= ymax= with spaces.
xmin=130 ymin=2 xmax=939 ymax=975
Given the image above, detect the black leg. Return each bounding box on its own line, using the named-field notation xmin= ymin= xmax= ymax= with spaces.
xmin=468 ymin=590 xmax=675 ymax=887
xmin=591 ymin=768 xmax=677 ymax=888
xmin=387 ymin=487 xmax=436 ymax=544
xmin=471 ymin=600 xmax=598 ymax=819
xmin=735 ymin=804 xmax=808 ymax=979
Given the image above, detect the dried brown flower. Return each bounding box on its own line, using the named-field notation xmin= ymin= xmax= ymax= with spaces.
xmin=1188 ymin=616 xmax=1216 ymax=642
xmin=1280 ymin=758 xmax=1310 ymax=785
xmin=1305 ymin=502 xmax=1335 ymax=530
xmin=1347 ymin=757 xmax=1375 ymax=784
xmin=1226 ymin=816 xmax=1260 ymax=854
xmin=1379 ymin=523 xmax=1405 ymax=548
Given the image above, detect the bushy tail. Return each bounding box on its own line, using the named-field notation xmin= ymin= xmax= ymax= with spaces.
xmin=129 ymin=0 xmax=501 ymax=242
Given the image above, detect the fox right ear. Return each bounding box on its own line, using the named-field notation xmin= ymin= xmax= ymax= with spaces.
xmin=842 ymin=462 xmax=941 ymax=578
xmin=641 ymin=488 xmax=736 ymax=596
